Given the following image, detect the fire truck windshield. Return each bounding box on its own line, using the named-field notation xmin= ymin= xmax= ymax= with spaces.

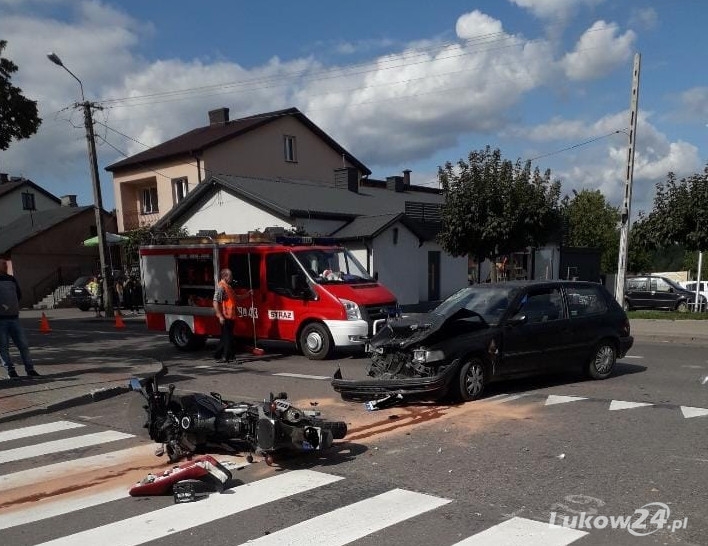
xmin=293 ymin=249 xmax=373 ymax=284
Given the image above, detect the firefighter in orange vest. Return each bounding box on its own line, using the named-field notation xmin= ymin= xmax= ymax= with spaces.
xmin=213 ymin=268 xmax=239 ymax=363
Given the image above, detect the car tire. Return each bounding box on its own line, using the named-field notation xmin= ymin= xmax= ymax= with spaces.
xmin=587 ymin=339 xmax=616 ymax=380
xmin=169 ymin=320 xmax=202 ymax=351
xmin=299 ymin=322 xmax=332 ymax=360
xmin=676 ymin=301 xmax=689 ymax=313
xmin=458 ymin=357 xmax=486 ymax=401
xmin=77 ymin=302 xmax=90 ymax=312
xmin=622 ymin=299 xmax=631 ymax=312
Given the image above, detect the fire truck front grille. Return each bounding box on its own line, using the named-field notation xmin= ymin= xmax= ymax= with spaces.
xmin=361 ymin=303 xmax=398 ymax=335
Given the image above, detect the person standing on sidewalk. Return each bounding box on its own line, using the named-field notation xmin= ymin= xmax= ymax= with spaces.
xmin=0 ymin=259 xmax=39 ymax=378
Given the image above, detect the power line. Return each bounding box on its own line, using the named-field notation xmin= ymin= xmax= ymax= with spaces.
xmin=97 ymin=23 xmax=616 ymax=110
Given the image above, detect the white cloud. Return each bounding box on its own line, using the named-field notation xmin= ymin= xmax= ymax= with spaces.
xmin=562 ymin=21 xmax=635 ymax=81
xmin=629 ymin=7 xmax=658 ymax=31
xmin=0 ymin=1 xmax=700 ymax=222
xmin=522 ymin=113 xmax=702 ymax=213
xmin=671 ymin=87 xmax=708 ymax=123
xmin=508 ymin=0 xmax=603 ymax=20
xmin=455 ymin=10 xmax=504 ymax=40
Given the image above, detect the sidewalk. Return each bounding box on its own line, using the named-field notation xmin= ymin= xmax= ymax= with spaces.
xmin=0 ymin=309 xmax=705 ymax=425
xmin=0 ymin=309 xmax=157 ymax=424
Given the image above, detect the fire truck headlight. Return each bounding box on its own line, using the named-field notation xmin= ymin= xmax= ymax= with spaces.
xmin=339 ymin=298 xmax=362 ymax=321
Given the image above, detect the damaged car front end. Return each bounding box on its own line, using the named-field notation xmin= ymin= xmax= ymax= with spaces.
xmin=332 ymin=285 xmax=513 ymax=402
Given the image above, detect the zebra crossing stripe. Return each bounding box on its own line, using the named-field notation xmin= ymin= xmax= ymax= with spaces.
xmin=0 ymin=488 xmax=127 ymax=531
xmin=239 ymin=488 xmax=451 ymax=546
xmin=0 ymin=421 xmax=85 ymax=443
xmin=0 ymin=445 xmax=152 ymax=491
xmin=0 ymin=431 xmax=134 ymax=465
xmin=450 ymin=516 xmax=588 ymax=545
xmin=34 ymin=469 xmax=343 ymax=546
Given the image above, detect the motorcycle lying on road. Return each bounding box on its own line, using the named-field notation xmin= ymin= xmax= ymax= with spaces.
xmin=128 ymin=365 xmax=347 ymax=464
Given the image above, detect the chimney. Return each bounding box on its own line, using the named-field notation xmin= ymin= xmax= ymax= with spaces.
xmin=386 ymin=176 xmax=405 ymax=193
xmin=208 ymin=107 xmax=230 ymax=126
xmin=0 ymin=173 xmax=8 ymax=184
xmin=403 ymin=169 xmax=411 ymax=187
xmin=335 ymin=167 xmax=359 ymax=193
xmin=60 ymin=194 xmax=77 ymax=207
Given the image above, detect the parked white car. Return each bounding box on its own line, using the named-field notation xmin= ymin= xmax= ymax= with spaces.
xmin=680 ymin=280 xmax=708 ymax=303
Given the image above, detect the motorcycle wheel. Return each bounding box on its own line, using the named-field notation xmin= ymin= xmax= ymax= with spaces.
xmin=310 ymin=419 xmax=348 ymax=440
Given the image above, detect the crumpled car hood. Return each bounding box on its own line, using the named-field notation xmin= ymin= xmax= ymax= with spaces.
xmin=370 ymin=308 xmax=486 ymax=350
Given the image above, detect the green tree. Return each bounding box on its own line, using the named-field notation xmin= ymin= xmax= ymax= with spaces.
xmin=640 ymin=167 xmax=708 ymax=251
xmin=0 ymin=40 xmax=41 ymax=151
xmin=561 ymin=189 xmax=620 ymax=273
xmin=437 ymin=146 xmax=562 ymax=276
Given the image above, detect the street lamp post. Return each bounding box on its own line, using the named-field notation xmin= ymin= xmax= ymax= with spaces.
xmin=47 ymin=52 xmax=114 ymax=318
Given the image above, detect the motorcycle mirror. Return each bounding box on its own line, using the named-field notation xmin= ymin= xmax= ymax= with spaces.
xmin=128 ymin=378 xmax=142 ymax=391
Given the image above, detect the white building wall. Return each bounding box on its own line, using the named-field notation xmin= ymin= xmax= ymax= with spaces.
xmin=181 ymin=190 xmax=290 ymax=234
xmin=372 ymin=224 xmax=421 ymax=305
xmin=0 ymin=188 xmax=59 ymax=227
xmin=178 ymin=189 xmax=346 ymax=237
xmin=418 ymin=241 xmax=468 ymax=302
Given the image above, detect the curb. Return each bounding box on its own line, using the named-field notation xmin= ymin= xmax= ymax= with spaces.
xmin=632 ymin=334 xmax=708 ymax=347
xmin=0 ymin=385 xmax=129 ymax=425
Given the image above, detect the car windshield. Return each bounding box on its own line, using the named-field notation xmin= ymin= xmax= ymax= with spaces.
xmin=663 ymin=278 xmax=686 ymax=291
xmin=431 ymin=285 xmax=517 ymax=325
xmin=293 ymin=248 xmax=374 ymax=284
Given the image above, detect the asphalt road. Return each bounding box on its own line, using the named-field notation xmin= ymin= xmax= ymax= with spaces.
xmin=0 ymin=319 xmax=706 ymax=545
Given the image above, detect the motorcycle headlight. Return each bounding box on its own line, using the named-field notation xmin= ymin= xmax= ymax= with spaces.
xmin=339 ymin=298 xmax=362 ymax=320
xmin=412 ymin=349 xmax=445 ymax=364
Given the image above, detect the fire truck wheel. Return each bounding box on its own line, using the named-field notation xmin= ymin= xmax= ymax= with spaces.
xmin=169 ymin=320 xmax=204 ymax=351
xmin=299 ymin=322 xmax=332 ymax=360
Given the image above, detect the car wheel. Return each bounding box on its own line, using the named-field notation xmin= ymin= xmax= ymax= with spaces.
xmin=169 ymin=320 xmax=200 ymax=351
xmin=458 ymin=357 xmax=485 ymax=401
xmin=676 ymin=301 xmax=689 ymax=313
xmin=299 ymin=322 xmax=332 ymax=360
xmin=587 ymin=340 xmax=616 ymax=380
xmin=622 ymin=299 xmax=631 ymax=312
xmin=77 ymin=302 xmax=90 ymax=312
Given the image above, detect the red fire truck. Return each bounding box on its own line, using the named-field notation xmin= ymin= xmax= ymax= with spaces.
xmin=139 ymin=234 xmax=398 ymax=360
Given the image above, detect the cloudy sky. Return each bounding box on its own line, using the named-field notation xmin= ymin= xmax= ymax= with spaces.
xmin=1 ymin=0 xmax=706 ymax=218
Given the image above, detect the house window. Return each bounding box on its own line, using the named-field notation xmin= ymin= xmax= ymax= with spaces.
xmin=172 ymin=177 xmax=189 ymax=204
xmin=141 ymin=187 xmax=159 ymax=214
xmin=284 ymin=135 xmax=297 ymax=162
xmin=21 ymin=192 xmax=36 ymax=211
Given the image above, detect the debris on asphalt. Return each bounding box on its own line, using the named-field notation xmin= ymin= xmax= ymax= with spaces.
xmin=557 ymin=453 xmax=566 ymax=460
xmin=364 ymin=393 xmax=404 ymax=411
xmin=129 ymin=455 xmax=233 ymax=497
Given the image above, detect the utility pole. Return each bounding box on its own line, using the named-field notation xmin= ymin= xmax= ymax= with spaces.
xmin=48 ymin=52 xmax=114 ymax=317
xmin=81 ymin=100 xmax=114 ymax=318
xmin=615 ymin=53 xmax=641 ymax=307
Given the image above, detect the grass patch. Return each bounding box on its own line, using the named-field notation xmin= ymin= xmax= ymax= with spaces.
xmin=627 ymin=310 xmax=708 ymax=320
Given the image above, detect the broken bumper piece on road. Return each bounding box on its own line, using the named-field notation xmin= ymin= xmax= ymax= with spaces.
xmin=331 ymin=364 xmax=459 ymax=403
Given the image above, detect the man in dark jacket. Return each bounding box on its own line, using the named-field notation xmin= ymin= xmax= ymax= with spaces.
xmin=0 ymin=259 xmax=39 ymax=378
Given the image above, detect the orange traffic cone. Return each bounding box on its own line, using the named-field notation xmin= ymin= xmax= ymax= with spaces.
xmin=39 ymin=312 xmax=52 ymax=333
xmin=115 ymin=311 xmax=126 ymax=329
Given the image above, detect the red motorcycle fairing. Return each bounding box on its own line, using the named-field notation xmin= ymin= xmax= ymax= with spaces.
xmin=129 ymin=455 xmax=232 ymax=496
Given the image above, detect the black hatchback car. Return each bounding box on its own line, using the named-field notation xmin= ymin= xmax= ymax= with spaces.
xmin=332 ymin=280 xmax=633 ymax=402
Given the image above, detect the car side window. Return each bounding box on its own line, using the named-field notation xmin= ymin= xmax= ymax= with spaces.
xmin=566 ymin=285 xmax=608 ymax=318
xmin=653 ymin=278 xmax=671 ymax=292
xmin=518 ymin=288 xmax=564 ymax=323
xmin=627 ymin=277 xmax=647 ymax=291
